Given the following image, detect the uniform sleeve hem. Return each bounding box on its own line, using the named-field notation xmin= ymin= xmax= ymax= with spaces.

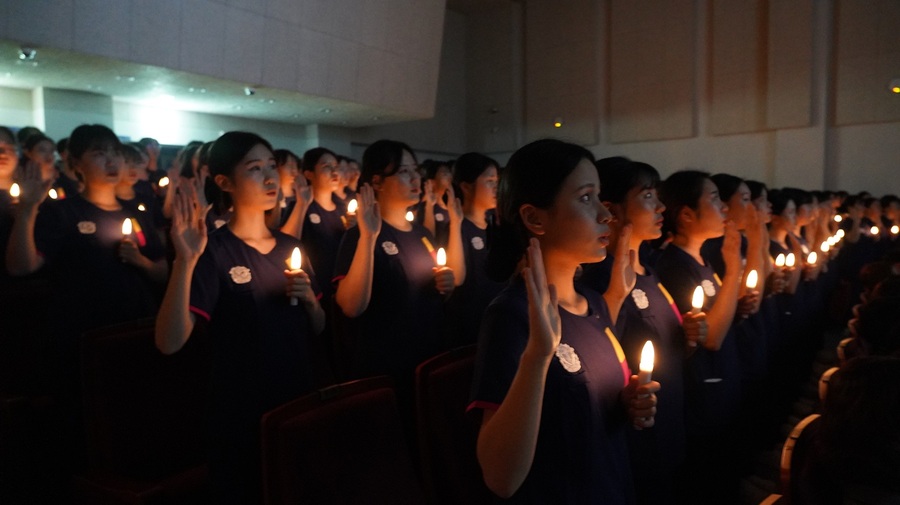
xmin=189 ymin=306 xmax=211 ymax=322
xmin=466 ymin=400 xmax=500 ymax=413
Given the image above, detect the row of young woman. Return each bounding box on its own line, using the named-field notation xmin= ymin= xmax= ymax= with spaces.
xmin=1 ymin=124 xmax=875 ymax=504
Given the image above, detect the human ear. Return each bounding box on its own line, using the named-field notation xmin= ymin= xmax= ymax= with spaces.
xmin=371 ymin=175 xmax=383 ymax=191
xmin=519 ymin=204 xmax=546 ymax=235
xmin=214 ymin=174 xmax=233 ymax=193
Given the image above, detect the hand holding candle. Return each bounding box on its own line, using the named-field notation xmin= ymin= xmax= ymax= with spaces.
xmin=775 ymin=253 xmax=785 ymax=269
xmin=289 ymin=247 xmax=302 ymax=306
xmin=122 ymin=218 xmax=133 ymax=238
xmin=786 ymin=253 xmax=796 ymax=268
xmin=347 ymin=198 xmax=358 ymax=215
xmin=746 ymin=269 xmax=758 ymax=290
xmin=628 ymin=340 xmax=659 ymax=430
xmin=433 ymin=247 xmax=454 ymax=295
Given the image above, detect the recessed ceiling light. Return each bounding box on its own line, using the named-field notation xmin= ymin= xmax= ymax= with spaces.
xmin=553 ymin=117 xmax=563 ymax=128
xmin=320 ymin=108 xmax=331 ymax=113
xmin=267 ymin=99 xmax=275 ymax=104
xmin=890 ymin=78 xmax=900 ymax=94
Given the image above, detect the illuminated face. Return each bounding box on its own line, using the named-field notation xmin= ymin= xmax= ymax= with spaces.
xmin=691 ymin=178 xmax=728 ymax=239
xmin=305 ymin=153 xmax=340 ymax=192
xmin=377 ymin=150 xmax=421 ymax=207
xmin=775 ymin=200 xmax=797 ymax=230
xmin=432 ymin=164 xmax=452 ymax=193
xmin=0 ymin=138 xmax=18 ymax=181
xmin=223 ymin=143 xmax=278 ymax=212
xmin=538 ymin=159 xmax=613 ymax=265
xmin=27 ymin=139 xmax=56 ymax=181
xmin=73 ymin=142 xmax=122 ymax=187
xmin=277 ymin=156 xmax=299 ymax=191
xmin=725 ymin=183 xmax=752 ymax=230
xmin=754 ymin=189 xmax=773 ymax=224
xmin=621 ymin=182 xmax=666 ymax=242
xmin=472 ymin=165 xmax=499 ymax=212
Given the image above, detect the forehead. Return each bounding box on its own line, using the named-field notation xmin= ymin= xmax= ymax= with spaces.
xmin=563 ymin=158 xmax=600 ymax=188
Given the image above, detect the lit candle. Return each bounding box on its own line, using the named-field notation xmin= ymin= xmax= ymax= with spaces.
xmin=137 ymin=203 xmax=146 ymax=212
xmin=48 ymin=188 xmax=58 ymax=200
xmin=892 ymin=225 xmax=899 ymax=235
xmin=786 ymin=253 xmax=796 ymax=268
xmin=807 ymin=251 xmax=817 ymax=265
xmin=820 ymin=241 xmax=829 ymax=253
xmin=691 ymin=286 xmax=704 ymax=315
xmin=775 ymin=253 xmax=785 ymax=268
xmin=746 ymin=269 xmax=758 ymax=290
xmin=289 ymin=247 xmax=302 ymax=306
xmin=158 ymin=176 xmax=170 ymax=188
xmin=406 ymin=210 xmax=415 ymax=222
xmin=347 ymin=198 xmax=358 ymax=215
xmin=638 ymin=340 xmax=654 ymax=385
xmin=436 ymin=247 xmax=447 ymax=267
xmin=9 ymin=182 xmax=19 ymax=203
xmin=121 ymin=218 xmax=133 ymax=238
xmin=834 ymin=215 xmax=842 ymax=223
xmin=836 ymin=229 xmax=845 ymax=239
xmin=827 ymin=236 xmax=836 ymax=247
xmin=871 ymin=225 xmax=880 ymax=235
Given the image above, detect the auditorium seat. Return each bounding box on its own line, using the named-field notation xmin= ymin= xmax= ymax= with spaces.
xmin=780 ymin=414 xmax=821 ymax=503
xmin=260 ymin=376 xmax=424 ymax=505
xmin=74 ymin=318 xmax=211 ymax=504
xmin=414 ymin=345 xmax=492 ymax=505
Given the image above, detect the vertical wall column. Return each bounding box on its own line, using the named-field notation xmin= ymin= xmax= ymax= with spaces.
xmin=33 ymin=87 xmax=113 ymax=141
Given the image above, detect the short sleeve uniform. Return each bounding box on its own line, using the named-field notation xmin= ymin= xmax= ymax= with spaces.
xmin=416 ymin=201 xmax=450 ymax=248
xmin=446 ymin=218 xmax=505 ymax=346
xmin=332 ymin=222 xmax=446 ymax=381
xmin=469 ymin=278 xmax=634 ymax=505
xmin=301 ymin=200 xmax=345 ymax=300
xmin=655 ymin=245 xmax=741 ymax=431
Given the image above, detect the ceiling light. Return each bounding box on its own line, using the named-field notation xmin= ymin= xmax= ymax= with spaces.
xmin=553 ymin=117 xmax=563 ymax=128
xmin=244 ymin=87 xmax=256 ymax=96
xmin=18 ymin=47 xmax=36 ymax=61
xmin=891 ymin=78 xmax=900 ymax=94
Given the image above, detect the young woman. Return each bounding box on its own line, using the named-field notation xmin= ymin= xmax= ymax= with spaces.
xmin=301 ymin=147 xmax=347 ymax=300
xmin=116 ymin=143 xmax=165 ymax=237
xmin=333 ymin=140 xmax=464 ymax=386
xmin=418 ymin=159 xmax=453 ymax=247
xmin=155 ymin=131 xmax=325 ymax=505
xmin=655 ymin=170 xmax=743 ymax=504
xmin=447 ymin=152 xmax=505 ymax=346
xmin=594 ymin=157 xmax=706 ymax=505
xmin=468 ymin=139 xmax=658 ymax=504
xmin=273 ymin=148 xmax=310 ymax=240
xmin=0 ymin=127 xmax=19 ymax=281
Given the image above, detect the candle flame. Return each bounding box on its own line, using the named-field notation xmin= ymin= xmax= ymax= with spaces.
xmin=820 ymin=241 xmax=829 ymax=253
xmin=405 ymin=210 xmax=414 ymax=222
xmin=834 ymin=215 xmax=842 ymax=223
xmin=137 ymin=203 xmax=146 ymax=212
xmin=836 ymin=229 xmax=845 ymax=239
xmin=775 ymin=253 xmax=785 ymax=267
xmin=158 ymin=176 xmax=170 ymax=188
xmin=871 ymin=226 xmax=880 ymax=235
xmin=892 ymin=225 xmax=899 ymax=235
xmin=828 ymin=236 xmax=836 ymax=247
xmin=48 ymin=188 xmax=58 ymax=200
xmin=691 ymin=286 xmax=704 ymax=311
xmin=786 ymin=253 xmax=796 ymax=268
xmin=436 ymin=247 xmax=447 ymax=267
xmin=289 ymin=247 xmax=302 ymax=270
xmin=746 ymin=269 xmax=758 ymax=289
xmin=807 ymin=252 xmax=817 ymax=265
xmin=121 ymin=218 xmax=132 ymax=236
xmin=639 ymin=340 xmax=654 ymax=373
xmin=9 ymin=183 xmax=20 ymax=198
xmin=347 ymin=198 xmax=358 ymax=214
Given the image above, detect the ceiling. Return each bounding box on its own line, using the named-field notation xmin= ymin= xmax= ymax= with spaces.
xmin=0 ymin=38 xmax=419 ymax=129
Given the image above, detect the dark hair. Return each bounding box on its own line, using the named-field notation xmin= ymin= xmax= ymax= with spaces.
xmin=596 ymin=157 xmax=660 ymax=204
xmin=16 ymin=126 xmax=42 ymax=146
xmin=486 ymin=139 xmax=595 ymax=282
xmin=420 ymin=159 xmax=451 ymax=181
xmin=274 ymin=149 xmax=299 ymax=168
xmin=745 ymin=180 xmax=768 ymax=201
xmin=658 ymin=170 xmax=710 ymax=237
xmin=452 ymin=152 xmax=499 ymax=203
xmin=56 ymin=137 xmax=68 ymax=154
xmin=783 ymin=187 xmax=813 ymax=207
xmin=360 ymin=140 xmax=417 ymax=186
xmin=23 ymin=133 xmax=54 ymax=153
xmin=0 ymin=126 xmax=16 ymax=145
xmin=178 ymin=141 xmax=203 ymax=179
xmin=207 ymin=131 xmax=274 ymax=210
xmin=302 ymin=147 xmax=337 ymax=176
xmin=138 ymin=137 xmax=158 ymax=149
xmin=197 ymin=141 xmax=213 ymax=168
xmin=821 ymin=356 xmax=900 ymax=490
xmin=710 ymin=173 xmax=745 ymax=203
xmin=120 ymin=143 xmax=145 ymax=164
xmin=68 ymin=124 xmax=121 ymax=161
xmin=767 ymin=188 xmax=795 ymax=216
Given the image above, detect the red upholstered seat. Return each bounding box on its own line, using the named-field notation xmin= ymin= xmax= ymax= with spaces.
xmin=76 ymin=318 xmax=210 ymax=504
xmin=260 ymin=376 xmax=424 ymax=505
xmin=414 ymin=345 xmax=493 ymax=505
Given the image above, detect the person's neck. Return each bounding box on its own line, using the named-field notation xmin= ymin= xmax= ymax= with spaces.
xmin=83 ymin=185 xmax=121 ymax=210
xmin=629 ymin=237 xmax=646 ymax=275
xmin=0 ymin=176 xmax=11 ymax=191
xmin=541 ymin=249 xmax=586 ymax=316
xmin=381 ymin=200 xmax=414 ymax=231
xmin=670 ymin=232 xmax=706 ymax=264
xmin=313 ymin=187 xmax=335 ymax=210
xmin=115 ymin=184 xmax=135 ymax=201
xmin=281 ymin=183 xmax=294 ymax=198
xmin=334 ymin=186 xmax=347 ymax=199
xmin=770 ymin=227 xmax=788 ymax=246
xmin=464 ymin=205 xmax=488 ymax=229
xmin=228 ymin=209 xmax=272 ymax=243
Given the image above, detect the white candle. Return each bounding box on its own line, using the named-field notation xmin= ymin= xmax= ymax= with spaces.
xmin=406 ymin=210 xmax=415 ymax=222
xmin=775 ymin=253 xmax=785 ymax=268
xmin=746 ymin=269 xmax=758 ymax=289
xmin=786 ymin=253 xmax=796 ymax=268
xmin=691 ymin=286 xmax=704 ymax=315
xmin=158 ymin=176 xmax=170 ymax=188
xmin=289 ymin=247 xmax=302 ymax=306
xmin=121 ymin=218 xmax=133 ymax=237
xmin=820 ymin=241 xmax=829 ymax=253
xmin=638 ymin=340 xmax=654 ymax=385
xmin=436 ymin=247 xmax=447 ymax=267
xmin=836 ymin=229 xmax=845 ymax=239
xmin=347 ymin=198 xmax=358 ymax=214
xmin=48 ymin=188 xmax=58 ymax=200
xmin=9 ymin=182 xmax=19 ymax=202
xmin=807 ymin=251 xmax=818 ymax=265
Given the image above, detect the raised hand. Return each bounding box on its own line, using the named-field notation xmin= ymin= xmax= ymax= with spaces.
xmin=357 ymin=183 xmax=382 ymax=239
xmin=523 ymin=238 xmax=561 ymax=360
xmin=722 ymin=220 xmax=742 ymax=274
xmin=14 ymin=159 xmax=52 ymax=209
xmin=170 ymin=181 xmax=210 ymax=263
xmin=293 ymin=174 xmax=312 ymax=212
xmin=609 ymin=223 xmax=637 ymax=296
xmin=446 ymin=184 xmax=463 ymax=224
xmin=423 ymin=179 xmax=436 ymax=207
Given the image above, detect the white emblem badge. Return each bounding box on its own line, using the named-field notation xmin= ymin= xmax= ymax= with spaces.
xmin=382 ymin=241 xmax=399 ymax=255
xmin=555 ymin=343 xmax=582 ymax=373
xmin=632 ymin=289 xmax=649 ymax=309
xmin=435 ymin=213 xmax=445 ymax=222
xmin=77 ymin=221 xmax=96 ymax=234
xmin=229 ymin=266 xmax=252 ymax=284
xmin=309 ymin=213 xmax=321 ymax=224
xmin=702 ymin=279 xmax=716 ymax=297
xmin=471 ymin=236 xmax=485 ymax=250
xmin=214 ymin=219 xmax=227 ymax=229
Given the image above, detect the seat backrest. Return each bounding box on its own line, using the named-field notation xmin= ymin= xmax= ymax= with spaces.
xmin=780 ymin=413 xmax=822 ymax=501
xmin=261 ymin=376 xmax=424 ymax=505
xmin=80 ymin=318 xmax=210 ymax=480
xmin=818 ymin=367 xmax=840 ymax=403
xmin=415 ymin=345 xmax=493 ymax=505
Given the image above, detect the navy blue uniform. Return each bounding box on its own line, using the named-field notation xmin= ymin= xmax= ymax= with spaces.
xmin=189 ymin=226 xmax=321 ymax=505
xmin=469 ymin=278 xmax=634 ymax=505
xmin=301 ymin=200 xmax=345 ymax=300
